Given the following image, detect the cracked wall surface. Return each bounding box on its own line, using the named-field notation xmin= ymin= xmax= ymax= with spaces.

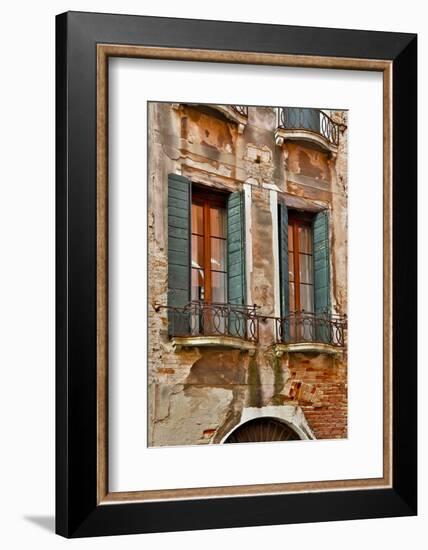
xmin=148 ymin=103 xmax=348 ymax=446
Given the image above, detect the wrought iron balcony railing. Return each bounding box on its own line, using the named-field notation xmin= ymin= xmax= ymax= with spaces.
xmin=163 ymin=301 xmax=260 ymax=343
xmin=276 ymin=107 xmax=343 ymax=146
xmin=275 ymin=311 xmax=347 ymax=347
xmin=158 ymin=302 xmax=346 ymax=349
xmin=231 ymin=105 xmax=248 ymax=117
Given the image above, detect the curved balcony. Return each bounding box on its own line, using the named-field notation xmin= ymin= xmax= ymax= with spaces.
xmin=162 ymin=301 xmax=259 ymax=353
xmin=273 ymin=311 xmax=347 ymax=356
xmin=210 ymin=105 xmax=248 ymax=133
xmin=274 ymin=107 xmax=345 ymax=154
xmin=173 ymin=103 xmax=248 ymax=133
xmin=159 ymin=302 xmax=346 ymax=356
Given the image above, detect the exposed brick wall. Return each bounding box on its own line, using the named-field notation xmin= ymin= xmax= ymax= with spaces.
xmin=288 ymin=354 xmax=348 ymax=439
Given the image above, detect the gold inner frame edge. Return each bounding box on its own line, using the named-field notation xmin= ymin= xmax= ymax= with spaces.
xmin=96 ymin=44 xmax=393 ymax=504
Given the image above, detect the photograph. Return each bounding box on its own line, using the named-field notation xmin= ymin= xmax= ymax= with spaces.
xmin=147 ymin=102 xmax=348 ymax=447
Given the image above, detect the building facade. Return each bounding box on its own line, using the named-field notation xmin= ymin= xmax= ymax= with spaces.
xmin=148 ymin=103 xmax=348 ymax=446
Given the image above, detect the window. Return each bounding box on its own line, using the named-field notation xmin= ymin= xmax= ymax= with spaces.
xmin=191 ymin=188 xmax=228 ymax=304
xmin=278 ymin=203 xmax=331 ymax=344
xmin=287 ymin=212 xmax=314 ymax=313
xmin=167 ymin=174 xmax=246 ymax=340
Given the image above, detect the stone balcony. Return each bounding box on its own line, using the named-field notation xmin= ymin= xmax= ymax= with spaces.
xmin=159 ymin=302 xmax=346 ymax=355
xmin=274 ymin=107 xmax=345 ymax=155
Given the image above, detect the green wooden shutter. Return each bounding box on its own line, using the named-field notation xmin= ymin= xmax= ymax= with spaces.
xmin=227 ymin=191 xmax=246 ymax=337
xmin=167 ymin=173 xmax=191 ymax=336
xmin=278 ymin=201 xmax=289 ymax=317
xmin=313 ymin=210 xmax=331 ymax=342
xmin=278 ymin=201 xmax=290 ymax=341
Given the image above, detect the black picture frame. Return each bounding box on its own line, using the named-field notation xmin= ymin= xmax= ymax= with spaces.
xmin=56 ymin=11 xmax=417 ymax=538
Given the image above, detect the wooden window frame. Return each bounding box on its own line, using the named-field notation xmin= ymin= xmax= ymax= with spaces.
xmin=288 ymin=211 xmax=314 ymax=313
xmin=191 ymin=186 xmax=228 ymax=304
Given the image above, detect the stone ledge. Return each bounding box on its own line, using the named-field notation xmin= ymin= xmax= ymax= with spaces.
xmin=273 ymin=342 xmax=344 ymax=357
xmin=171 ymin=335 xmax=257 ymax=355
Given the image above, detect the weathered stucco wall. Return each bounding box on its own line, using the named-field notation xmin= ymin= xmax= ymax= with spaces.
xmin=148 ymin=103 xmax=348 ymax=446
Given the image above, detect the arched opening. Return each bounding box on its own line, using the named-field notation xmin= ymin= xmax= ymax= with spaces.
xmin=224 ymin=417 xmax=301 ymax=444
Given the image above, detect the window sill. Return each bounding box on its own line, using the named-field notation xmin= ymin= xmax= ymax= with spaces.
xmin=273 ymin=342 xmax=344 ymax=357
xmin=171 ymin=335 xmax=257 ymax=355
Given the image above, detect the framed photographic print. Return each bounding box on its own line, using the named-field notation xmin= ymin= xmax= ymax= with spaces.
xmin=56 ymin=11 xmax=417 ymax=538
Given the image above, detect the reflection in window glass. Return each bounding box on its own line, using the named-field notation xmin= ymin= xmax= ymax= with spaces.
xmin=299 ymin=254 xmax=313 ymax=284
xmin=210 ymin=238 xmax=227 ymax=271
xmin=298 ymin=225 xmax=312 ymax=254
xmin=210 ymin=207 xmax=226 ymax=238
xmin=288 ymin=252 xmax=294 ymax=282
xmin=289 ymin=281 xmax=295 ymax=311
xmin=288 ymin=225 xmax=293 ymax=251
xmin=191 ymin=268 xmax=204 ymax=301
xmin=191 ymin=203 xmax=204 ymax=235
xmin=300 ymin=283 xmax=314 ymax=312
xmin=211 ymin=271 xmax=227 ymax=304
xmin=191 ymin=235 xmax=204 ymax=269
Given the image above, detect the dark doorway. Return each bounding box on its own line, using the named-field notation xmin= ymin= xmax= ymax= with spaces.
xmin=224 ymin=417 xmax=301 ymax=444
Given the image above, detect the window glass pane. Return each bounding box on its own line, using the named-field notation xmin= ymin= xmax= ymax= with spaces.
xmin=288 ymin=224 xmax=293 ymax=251
xmin=211 ymin=238 xmax=226 ymax=271
xmin=191 ymin=203 xmax=204 ymax=235
xmin=298 ymin=225 xmax=312 ymax=253
xmin=191 ymin=268 xmax=205 ymax=301
xmin=210 ymin=206 xmax=226 ymax=238
xmin=288 ymin=252 xmax=294 ymax=282
xmin=191 ymin=235 xmax=204 ymax=269
xmin=211 ymin=271 xmax=227 ymax=303
xmin=289 ymin=281 xmax=295 ymax=312
xmin=299 ymin=253 xmax=313 ymax=284
xmin=300 ymin=283 xmax=314 ymax=313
